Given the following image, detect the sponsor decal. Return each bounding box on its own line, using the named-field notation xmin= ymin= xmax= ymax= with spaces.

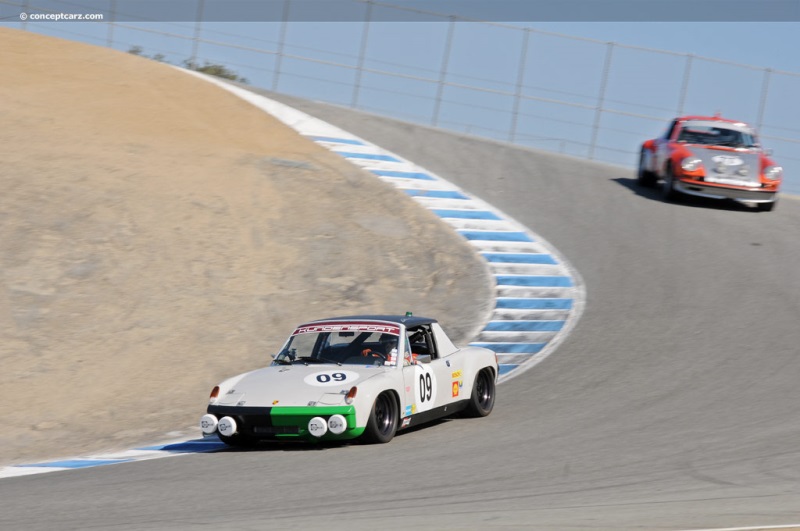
xmin=411 ymin=404 xmax=417 ymax=414
xmin=293 ymin=322 xmax=400 ymax=335
xmin=401 ymin=417 xmax=411 ymax=428
xmin=404 ymin=405 xmax=412 ymax=416
xmin=451 ymin=370 xmax=462 ymax=379
xmin=272 ymin=400 xmax=280 ymax=405
xmin=452 ymin=381 xmax=459 ymax=397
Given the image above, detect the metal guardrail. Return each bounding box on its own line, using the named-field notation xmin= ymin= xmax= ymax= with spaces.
xmin=4 ymin=0 xmax=800 ymax=192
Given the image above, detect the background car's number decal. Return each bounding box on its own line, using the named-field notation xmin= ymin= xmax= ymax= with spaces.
xmin=304 ymin=370 xmax=359 ymax=387
xmin=413 ymin=365 xmax=437 ymax=412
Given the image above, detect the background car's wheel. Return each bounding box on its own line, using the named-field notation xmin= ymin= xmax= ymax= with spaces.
xmin=464 ymin=368 xmax=496 ymax=418
xmin=217 ymin=432 xmax=259 ymax=448
xmin=662 ymin=165 xmax=680 ymax=202
xmin=361 ymin=392 xmax=398 ymax=444
xmin=757 ymin=200 xmax=776 ymax=212
xmin=637 ymin=149 xmax=657 ymax=187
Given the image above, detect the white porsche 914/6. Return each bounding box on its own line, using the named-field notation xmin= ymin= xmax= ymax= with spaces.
xmin=200 ymin=314 xmax=498 ymax=445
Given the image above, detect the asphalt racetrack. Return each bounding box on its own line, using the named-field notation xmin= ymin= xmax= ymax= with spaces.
xmin=2 ymin=90 xmax=800 ymax=530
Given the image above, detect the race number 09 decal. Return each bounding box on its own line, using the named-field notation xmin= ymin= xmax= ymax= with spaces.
xmin=413 ymin=364 xmax=437 ymax=412
xmin=304 ymin=370 xmax=359 ymax=387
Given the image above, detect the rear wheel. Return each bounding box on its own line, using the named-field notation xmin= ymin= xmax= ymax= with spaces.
xmin=362 ymin=392 xmax=398 ymax=444
xmin=464 ymin=369 xmax=496 ymax=418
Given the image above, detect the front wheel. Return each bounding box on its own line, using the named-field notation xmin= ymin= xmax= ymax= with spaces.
xmin=361 ymin=392 xmax=398 ymax=444
xmin=637 ymin=149 xmax=657 ymax=187
xmin=662 ymin=166 xmax=681 ymax=202
xmin=464 ymin=369 xmax=496 ymax=418
xmin=756 ymin=200 xmax=776 ymax=212
xmin=218 ymin=432 xmax=259 ymax=448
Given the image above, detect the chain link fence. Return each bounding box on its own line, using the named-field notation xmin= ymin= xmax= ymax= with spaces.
xmin=5 ymin=0 xmax=799 ymax=194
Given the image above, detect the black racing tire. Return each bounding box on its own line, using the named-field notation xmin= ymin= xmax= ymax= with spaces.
xmin=361 ymin=392 xmax=399 ymax=444
xmin=662 ymin=164 xmax=681 ymax=202
xmin=637 ymin=149 xmax=658 ymax=187
xmin=757 ymin=200 xmax=776 ymax=212
xmin=218 ymin=432 xmax=259 ymax=448
xmin=464 ymin=369 xmax=496 ymax=418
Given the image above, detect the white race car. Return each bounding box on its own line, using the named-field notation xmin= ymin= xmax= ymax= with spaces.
xmin=200 ymin=314 xmax=498 ymax=445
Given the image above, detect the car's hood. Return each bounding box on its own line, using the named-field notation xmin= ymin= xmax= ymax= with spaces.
xmin=689 ymin=147 xmax=761 ymax=185
xmin=215 ymin=364 xmax=388 ymax=408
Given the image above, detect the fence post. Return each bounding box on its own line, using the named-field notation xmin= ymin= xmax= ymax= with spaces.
xmin=432 ymin=15 xmax=456 ymax=127
xmin=677 ymin=53 xmax=693 ymax=116
xmin=589 ymin=41 xmax=614 ymax=160
xmin=105 ymin=0 xmax=116 ymax=48
xmin=351 ymin=0 xmax=374 ymax=108
xmin=190 ymin=0 xmax=205 ymax=65
xmin=509 ymin=27 xmax=531 ymax=144
xmin=756 ymin=67 xmax=772 ymax=131
xmin=272 ymin=0 xmax=291 ymax=92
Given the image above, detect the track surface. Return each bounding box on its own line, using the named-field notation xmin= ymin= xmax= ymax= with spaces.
xmin=2 ymin=94 xmax=800 ymax=530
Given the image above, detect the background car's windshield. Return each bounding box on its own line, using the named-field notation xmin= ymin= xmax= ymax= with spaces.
xmin=275 ymin=325 xmax=400 ymax=366
xmin=677 ymin=124 xmax=758 ymax=148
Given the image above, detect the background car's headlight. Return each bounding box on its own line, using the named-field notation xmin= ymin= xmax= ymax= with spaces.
xmin=764 ymin=165 xmax=783 ymax=180
xmin=681 ymin=157 xmax=703 ymax=172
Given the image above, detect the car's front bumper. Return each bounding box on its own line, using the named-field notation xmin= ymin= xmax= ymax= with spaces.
xmin=206 ymin=404 xmax=363 ymax=441
xmin=675 ymin=180 xmax=778 ymax=204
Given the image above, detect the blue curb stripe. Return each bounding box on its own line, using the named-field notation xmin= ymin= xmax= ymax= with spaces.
xmin=137 ymin=439 xmax=228 ymax=453
xmin=335 ymin=151 xmax=401 ymax=162
xmin=498 ymin=364 xmax=518 ymax=375
xmin=496 ymin=298 xmax=574 ymax=310
xmin=458 ymin=230 xmax=534 ymax=242
xmin=307 ymin=136 xmax=365 ymax=145
xmin=18 ymin=458 xmax=135 ymax=469
xmin=404 ymin=189 xmax=469 ymax=199
xmin=485 ymin=320 xmax=565 ymax=332
xmin=370 ymin=170 xmax=436 ymax=180
xmin=471 ymin=342 xmax=545 ymax=353
xmin=433 ymin=209 xmax=502 ymax=220
xmin=482 ymin=253 xmax=557 ymax=264
xmin=495 ymin=275 xmax=574 ymax=287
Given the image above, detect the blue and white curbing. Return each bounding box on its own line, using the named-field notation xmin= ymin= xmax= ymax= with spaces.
xmin=0 ymin=71 xmax=584 ymax=479
xmin=181 ymin=71 xmax=585 ymax=383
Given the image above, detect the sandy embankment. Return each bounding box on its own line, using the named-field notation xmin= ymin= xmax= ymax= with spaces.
xmin=0 ymin=28 xmax=492 ymax=465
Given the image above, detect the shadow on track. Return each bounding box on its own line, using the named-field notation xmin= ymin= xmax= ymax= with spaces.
xmin=613 ymin=176 xmax=769 ymax=213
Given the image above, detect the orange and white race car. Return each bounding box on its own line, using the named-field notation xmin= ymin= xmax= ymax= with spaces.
xmin=637 ymin=115 xmax=783 ymax=211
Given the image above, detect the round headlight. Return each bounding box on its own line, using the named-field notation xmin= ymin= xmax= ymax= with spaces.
xmin=308 ymin=416 xmax=328 ymax=438
xmin=681 ymin=157 xmax=703 ymax=172
xmin=327 ymin=414 xmax=347 ymax=435
xmin=200 ymin=414 xmax=218 ymax=435
xmin=764 ymin=165 xmax=783 ymax=180
xmin=218 ymin=416 xmax=237 ymax=437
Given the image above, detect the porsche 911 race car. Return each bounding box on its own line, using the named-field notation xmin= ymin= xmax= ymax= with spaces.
xmin=200 ymin=314 xmax=498 ymax=445
xmin=637 ymin=115 xmax=783 ymax=211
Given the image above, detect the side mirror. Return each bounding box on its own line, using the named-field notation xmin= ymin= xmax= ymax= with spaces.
xmin=415 ymin=354 xmax=432 ymax=364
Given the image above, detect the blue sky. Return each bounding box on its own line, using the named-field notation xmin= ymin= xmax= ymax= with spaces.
xmin=3 ymin=1 xmax=799 ymax=194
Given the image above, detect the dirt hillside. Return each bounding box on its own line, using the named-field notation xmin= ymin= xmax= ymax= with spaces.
xmin=0 ymin=28 xmax=492 ymax=465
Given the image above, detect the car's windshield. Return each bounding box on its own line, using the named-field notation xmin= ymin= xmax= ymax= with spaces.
xmin=677 ymin=123 xmax=759 ymax=148
xmin=273 ymin=322 xmax=401 ymax=367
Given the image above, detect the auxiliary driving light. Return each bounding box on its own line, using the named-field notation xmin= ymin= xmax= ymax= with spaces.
xmin=308 ymin=416 xmax=328 ymax=437
xmin=327 ymin=414 xmax=347 ymax=435
xmin=218 ymin=416 xmax=237 ymax=437
xmin=200 ymin=414 xmax=218 ymax=435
